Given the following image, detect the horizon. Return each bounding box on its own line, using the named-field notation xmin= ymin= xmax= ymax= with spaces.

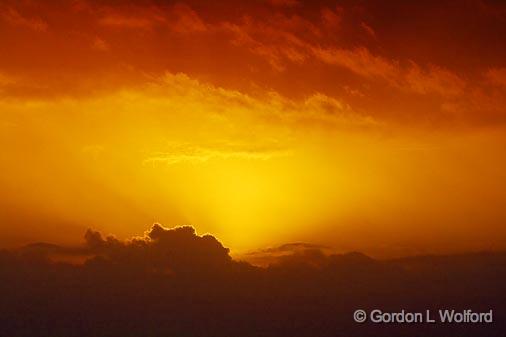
xmin=6 ymin=223 xmax=506 ymax=264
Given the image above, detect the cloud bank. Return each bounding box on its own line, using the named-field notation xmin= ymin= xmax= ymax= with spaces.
xmin=1 ymin=224 xmax=505 ymax=337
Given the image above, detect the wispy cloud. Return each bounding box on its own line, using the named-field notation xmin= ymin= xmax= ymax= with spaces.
xmin=98 ymin=3 xmax=207 ymax=33
xmin=485 ymin=67 xmax=506 ymax=87
xmin=1 ymin=7 xmax=47 ymax=31
xmin=144 ymin=142 xmax=292 ymax=166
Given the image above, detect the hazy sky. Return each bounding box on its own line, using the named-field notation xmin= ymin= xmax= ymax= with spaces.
xmin=1 ymin=0 xmax=506 ymax=256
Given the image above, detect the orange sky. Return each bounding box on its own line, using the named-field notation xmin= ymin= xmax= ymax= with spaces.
xmin=1 ymin=0 xmax=506 ymax=257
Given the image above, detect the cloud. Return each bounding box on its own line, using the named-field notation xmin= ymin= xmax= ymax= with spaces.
xmin=360 ymin=21 xmax=376 ymax=38
xmin=154 ymin=72 xmax=375 ymax=127
xmin=0 ymin=7 xmax=48 ymax=31
xmin=485 ymin=67 xmax=506 ymax=87
xmin=91 ymin=36 xmax=110 ymax=51
xmin=98 ymin=8 xmax=166 ymax=29
xmin=98 ymin=3 xmax=207 ymax=33
xmin=321 ymin=6 xmax=343 ymax=30
xmin=405 ymin=63 xmax=466 ymax=96
xmin=143 ymin=142 xmax=292 ymax=166
xmin=170 ymin=3 xmax=207 ymax=33
xmin=1 ymin=0 xmax=502 ymax=126
xmin=1 ymin=224 xmax=506 ymax=336
xmin=267 ymin=0 xmax=300 ymax=7
xmin=186 ymin=3 xmax=475 ymax=118
xmin=82 ymin=224 xmax=233 ymax=275
xmin=221 ymin=13 xmax=321 ymax=71
xmin=241 ymin=242 xmax=332 ymax=266
xmin=312 ymin=47 xmax=467 ymax=98
xmin=218 ymin=8 xmax=396 ymax=79
xmin=0 ymin=72 xmax=16 ymax=90
xmin=0 ymin=70 xmax=374 ymax=131
xmin=217 ymin=7 xmax=468 ymax=102
xmin=312 ymin=46 xmax=400 ymax=80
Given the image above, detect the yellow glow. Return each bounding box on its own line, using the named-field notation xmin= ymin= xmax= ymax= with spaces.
xmin=1 ymin=73 xmax=506 ymax=256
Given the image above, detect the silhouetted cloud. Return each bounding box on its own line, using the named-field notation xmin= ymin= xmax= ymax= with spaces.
xmin=1 ymin=224 xmax=505 ymax=337
xmin=80 ymin=224 xmax=236 ymax=277
xmin=242 ymin=242 xmax=331 ymax=266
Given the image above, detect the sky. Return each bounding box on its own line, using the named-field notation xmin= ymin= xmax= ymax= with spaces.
xmin=1 ymin=0 xmax=506 ymax=257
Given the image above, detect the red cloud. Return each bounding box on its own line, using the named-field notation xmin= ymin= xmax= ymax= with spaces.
xmin=0 ymin=7 xmax=47 ymax=31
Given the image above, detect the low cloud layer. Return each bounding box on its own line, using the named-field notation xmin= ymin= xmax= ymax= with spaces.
xmin=1 ymin=224 xmax=505 ymax=337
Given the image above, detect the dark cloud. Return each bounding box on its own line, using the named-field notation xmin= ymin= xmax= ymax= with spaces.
xmin=1 ymin=224 xmax=505 ymax=337
xmin=82 ymin=224 xmax=233 ymax=276
xmin=242 ymin=242 xmax=332 ymax=266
